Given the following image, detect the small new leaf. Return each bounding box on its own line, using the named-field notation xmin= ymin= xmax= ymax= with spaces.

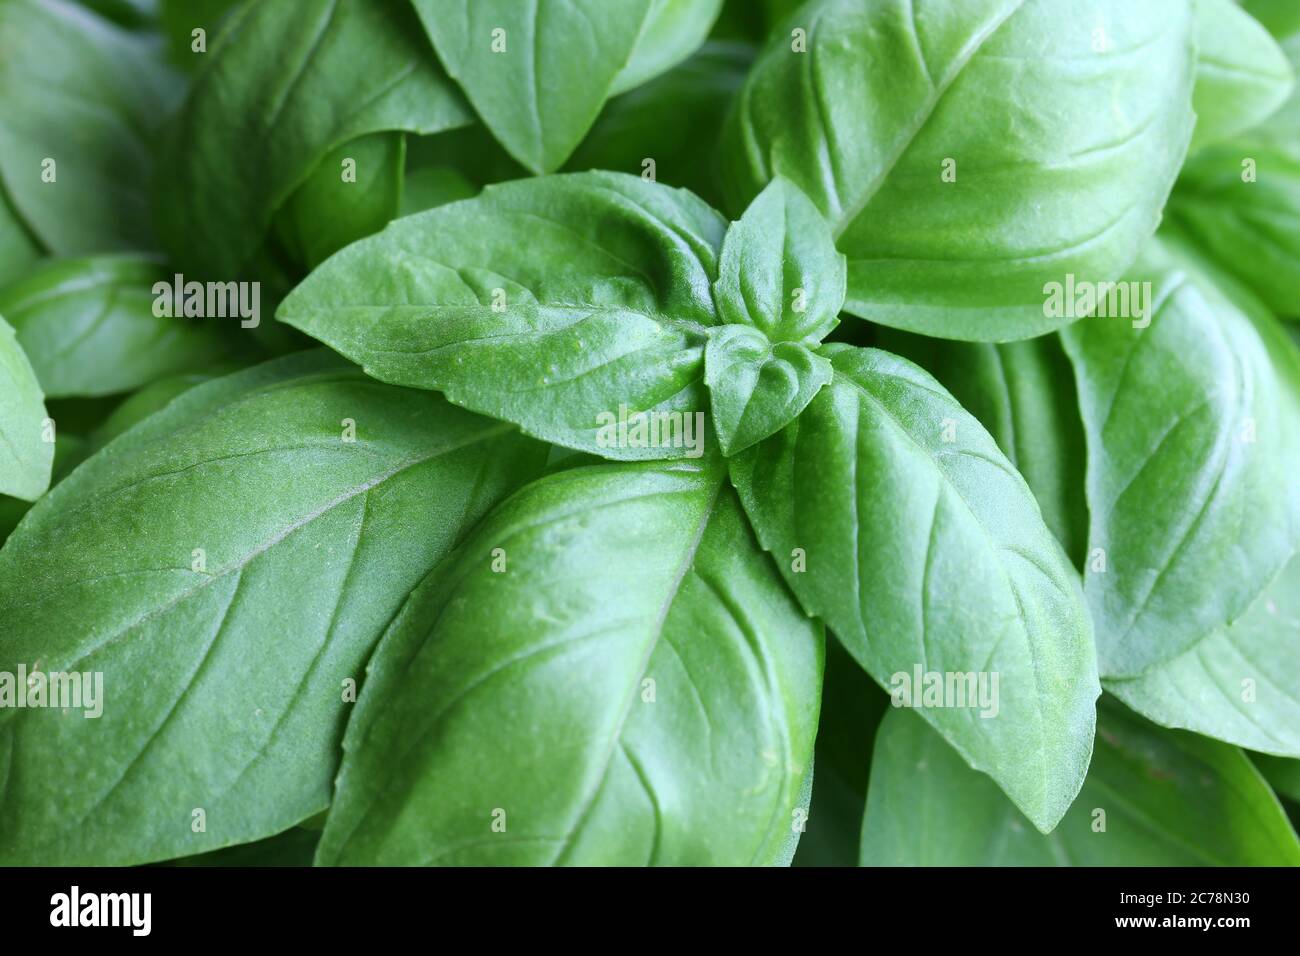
xmin=712 ymin=177 xmax=845 ymax=344
xmin=704 ymin=324 xmax=832 ymax=456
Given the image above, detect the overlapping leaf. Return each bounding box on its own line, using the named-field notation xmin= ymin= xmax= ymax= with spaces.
xmin=0 ymin=351 xmax=546 ymax=865
xmin=317 ymin=457 xmax=822 ymax=865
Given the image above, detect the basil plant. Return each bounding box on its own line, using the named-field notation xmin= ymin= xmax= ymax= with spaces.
xmin=0 ymin=0 xmax=1298 ymax=868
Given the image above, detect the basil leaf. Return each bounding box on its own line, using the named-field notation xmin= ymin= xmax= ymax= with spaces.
xmin=0 ymin=256 xmax=226 ymax=398
xmin=790 ymin=636 xmax=889 ymax=867
xmin=565 ymin=41 xmax=754 ymax=207
xmin=1253 ymin=753 xmax=1300 ymax=803
xmin=157 ymin=0 xmax=472 ymax=279
xmin=1170 ymin=25 xmax=1300 ymax=317
xmin=414 ymin=0 xmax=653 ymax=175
xmin=169 ymin=825 xmax=320 ymax=868
xmin=1061 ymin=240 xmax=1300 ymax=677
xmin=730 ymin=343 xmax=1098 ymax=832
xmin=279 ymin=172 xmax=726 ymax=460
xmin=400 ymin=165 xmax=477 ymax=218
xmin=1190 ymin=0 xmax=1294 ymax=153
xmin=0 ymin=0 xmax=178 ymax=254
xmin=705 ymin=325 xmax=832 ymax=456
xmin=0 ymin=312 xmax=51 ymax=501
xmin=875 ymin=330 xmax=1089 ymax=566
xmin=271 ymin=132 xmax=406 ymax=272
xmin=316 ymin=457 xmax=823 ymax=865
xmin=861 ymin=702 xmax=1300 ymax=865
xmin=156 ymin=0 xmax=240 ymax=71
xmin=713 ymin=177 xmax=845 ymax=344
xmin=0 ymin=351 xmax=547 ymax=865
xmin=1106 ymin=552 xmax=1300 ymax=757
xmin=0 ymin=185 xmax=40 ymax=288
xmin=611 ymin=0 xmax=724 ymax=95
xmin=721 ymin=0 xmax=1196 ymax=341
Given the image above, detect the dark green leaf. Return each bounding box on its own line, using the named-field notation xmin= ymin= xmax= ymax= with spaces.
xmin=0 ymin=256 xmax=226 ymax=398
xmin=565 ymin=41 xmax=754 ymax=207
xmin=272 ymin=132 xmax=406 ymax=272
xmin=156 ymin=0 xmax=472 ymax=279
xmin=861 ymin=702 xmax=1300 ymax=865
xmin=0 ymin=0 xmax=178 ymax=254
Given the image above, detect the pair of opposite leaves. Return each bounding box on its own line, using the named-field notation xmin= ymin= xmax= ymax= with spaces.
xmin=7 ymin=161 xmax=1272 ymax=866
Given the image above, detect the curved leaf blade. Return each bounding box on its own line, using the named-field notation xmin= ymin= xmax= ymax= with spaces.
xmin=156 ymin=0 xmax=472 ymax=279
xmin=0 ymin=312 xmax=51 ymax=502
xmin=722 ymin=0 xmax=1196 ymax=341
xmin=0 ymin=0 xmax=178 ymax=254
xmin=279 ymin=172 xmax=726 ymax=460
xmin=415 ymin=0 xmax=654 ymax=175
xmin=1061 ymin=240 xmax=1300 ymax=677
xmin=317 ymin=457 xmax=823 ymax=865
xmin=0 ymin=351 xmax=547 ymax=865
xmin=1106 ymin=552 xmax=1300 ymax=757
xmin=0 ymin=256 xmax=226 ymax=398
xmin=1190 ymin=0 xmax=1294 ymax=152
xmin=730 ymin=344 xmax=1098 ymax=831
xmin=861 ymin=702 xmax=1300 ymax=865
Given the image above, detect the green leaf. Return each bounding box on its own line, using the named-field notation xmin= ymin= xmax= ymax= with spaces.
xmin=565 ymin=41 xmax=754 ymax=207
xmin=791 ymin=636 xmax=889 ymax=867
xmin=0 ymin=184 xmax=40 ymax=288
xmin=713 ymin=177 xmax=844 ymax=344
xmin=0 ymin=312 xmax=51 ymax=501
xmin=875 ymin=330 xmax=1089 ymax=566
xmin=1190 ymin=0 xmax=1294 ymax=152
xmin=730 ymin=344 xmax=1098 ymax=832
xmin=279 ymin=172 xmax=726 ymax=460
xmin=611 ymin=0 xmax=724 ymax=95
xmin=316 ymin=457 xmax=823 ymax=865
xmin=400 ymin=165 xmax=477 ymax=218
xmin=1170 ymin=26 xmax=1300 ymax=317
xmin=1106 ymin=552 xmax=1300 ymax=757
xmin=167 ymin=825 xmax=319 ymax=868
xmin=1061 ymin=240 xmax=1300 ymax=678
xmin=0 ymin=0 xmax=179 ymax=254
xmin=156 ymin=0 xmax=240 ymax=72
xmin=156 ymin=0 xmax=472 ymax=279
xmin=721 ymin=0 xmax=1196 ymax=341
xmin=0 ymin=351 xmax=547 ymax=865
xmin=414 ymin=0 xmax=653 ymax=175
xmin=1253 ymin=753 xmax=1300 ymax=804
xmin=861 ymin=702 xmax=1300 ymax=865
xmin=0 ymin=256 xmax=226 ymax=398
xmin=272 ymin=132 xmax=407 ymax=272
xmin=86 ymin=371 xmax=228 ymax=452
xmin=705 ymin=325 xmax=831 ymax=456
